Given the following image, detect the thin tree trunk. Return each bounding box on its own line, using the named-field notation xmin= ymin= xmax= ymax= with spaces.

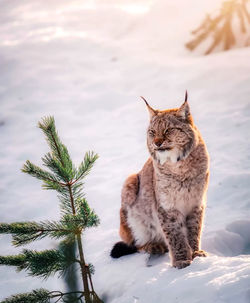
xmin=77 ymin=233 xmax=91 ymax=303
xmin=68 ymin=183 xmax=91 ymax=303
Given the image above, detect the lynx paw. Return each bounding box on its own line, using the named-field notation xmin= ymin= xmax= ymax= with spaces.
xmin=141 ymin=243 xmax=168 ymax=255
xmin=174 ymin=260 xmax=192 ymax=269
xmin=192 ymin=250 xmax=208 ymax=259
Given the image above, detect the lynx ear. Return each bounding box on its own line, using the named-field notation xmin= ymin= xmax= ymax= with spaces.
xmin=177 ymin=90 xmax=190 ymax=120
xmin=140 ymin=96 xmax=157 ymax=117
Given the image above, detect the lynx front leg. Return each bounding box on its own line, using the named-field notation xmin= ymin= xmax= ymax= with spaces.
xmin=186 ymin=206 xmax=207 ymax=259
xmin=158 ymin=207 xmax=192 ymax=269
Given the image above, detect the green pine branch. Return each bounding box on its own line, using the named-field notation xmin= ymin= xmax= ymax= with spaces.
xmin=0 ymin=289 xmax=50 ymax=303
xmin=22 ymin=161 xmax=64 ymax=186
xmin=0 ymin=289 xmax=98 ymax=303
xmin=74 ymin=152 xmax=99 ymax=183
xmin=38 ymin=117 xmax=74 ymax=175
xmin=75 ymin=198 xmax=100 ymax=228
xmin=42 ymin=152 xmax=75 ymax=183
xmin=58 ymin=183 xmax=83 ymax=215
xmin=0 ymin=248 xmax=76 ymax=279
xmin=0 ymin=221 xmax=78 ymax=246
xmin=0 ymin=201 xmax=100 ymax=248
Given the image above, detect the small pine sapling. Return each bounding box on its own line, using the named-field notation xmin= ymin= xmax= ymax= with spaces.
xmin=0 ymin=117 xmax=103 ymax=303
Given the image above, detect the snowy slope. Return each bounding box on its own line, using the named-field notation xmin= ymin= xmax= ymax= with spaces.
xmin=0 ymin=0 xmax=250 ymax=302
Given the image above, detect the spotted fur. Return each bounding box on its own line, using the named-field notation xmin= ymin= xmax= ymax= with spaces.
xmin=112 ymin=96 xmax=209 ymax=269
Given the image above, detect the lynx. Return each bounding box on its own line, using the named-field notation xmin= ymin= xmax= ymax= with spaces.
xmin=111 ymin=92 xmax=209 ymax=269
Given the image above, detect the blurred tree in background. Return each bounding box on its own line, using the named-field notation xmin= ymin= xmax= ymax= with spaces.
xmin=186 ymin=0 xmax=250 ymax=54
xmin=0 ymin=117 xmax=103 ymax=303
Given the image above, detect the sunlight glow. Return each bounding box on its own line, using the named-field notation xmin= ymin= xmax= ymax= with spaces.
xmin=118 ymin=4 xmax=150 ymax=15
xmin=1 ymin=27 xmax=88 ymax=46
xmin=40 ymin=27 xmax=87 ymax=42
xmin=53 ymin=2 xmax=153 ymax=16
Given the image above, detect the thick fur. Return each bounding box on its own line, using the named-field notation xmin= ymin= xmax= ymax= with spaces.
xmin=111 ymin=98 xmax=209 ymax=269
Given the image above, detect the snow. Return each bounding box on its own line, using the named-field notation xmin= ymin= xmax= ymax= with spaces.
xmin=0 ymin=0 xmax=250 ymax=302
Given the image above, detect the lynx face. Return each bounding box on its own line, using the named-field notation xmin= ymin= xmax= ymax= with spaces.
xmin=146 ymin=103 xmax=197 ymax=165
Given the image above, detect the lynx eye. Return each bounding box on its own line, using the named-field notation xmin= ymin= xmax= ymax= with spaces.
xmin=148 ymin=129 xmax=155 ymax=136
xmin=164 ymin=128 xmax=175 ymax=135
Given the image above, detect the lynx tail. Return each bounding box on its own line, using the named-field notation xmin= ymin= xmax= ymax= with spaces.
xmin=110 ymin=241 xmax=137 ymax=258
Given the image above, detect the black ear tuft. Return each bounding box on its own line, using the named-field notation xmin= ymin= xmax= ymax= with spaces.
xmin=110 ymin=241 xmax=137 ymax=258
xmin=177 ymin=91 xmax=190 ymax=120
xmin=140 ymin=96 xmax=157 ymax=118
xmin=185 ymin=90 xmax=188 ymax=102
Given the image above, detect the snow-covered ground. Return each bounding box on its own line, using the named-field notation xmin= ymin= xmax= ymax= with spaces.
xmin=0 ymin=0 xmax=250 ymax=302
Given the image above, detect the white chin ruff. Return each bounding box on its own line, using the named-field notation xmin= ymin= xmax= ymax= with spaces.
xmin=156 ymin=149 xmax=179 ymax=165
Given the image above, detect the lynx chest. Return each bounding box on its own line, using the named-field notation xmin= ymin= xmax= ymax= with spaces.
xmin=154 ymin=172 xmax=204 ymax=217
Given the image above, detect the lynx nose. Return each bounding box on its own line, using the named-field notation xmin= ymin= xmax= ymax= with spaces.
xmin=154 ymin=138 xmax=164 ymax=147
